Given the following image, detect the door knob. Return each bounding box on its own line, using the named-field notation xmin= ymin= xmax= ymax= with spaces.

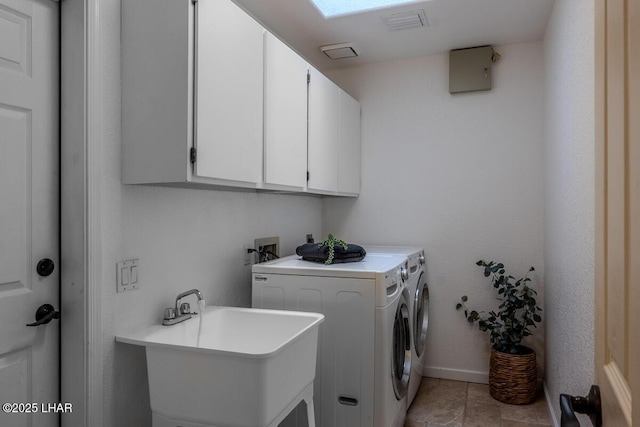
xmin=26 ymin=303 xmax=60 ymax=327
xmin=36 ymin=258 xmax=55 ymax=277
xmin=560 ymin=385 xmax=602 ymax=427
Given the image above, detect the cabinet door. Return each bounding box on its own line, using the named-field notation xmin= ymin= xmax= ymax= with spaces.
xmin=308 ymin=66 xmax=339 ymax=192
xmin=264 ymin=32 xmax=308 ymax=188
xmin=338 ymin=90 xmax=361 ymax=194
xmin=195 ymin=0 xmax=264 ymax=184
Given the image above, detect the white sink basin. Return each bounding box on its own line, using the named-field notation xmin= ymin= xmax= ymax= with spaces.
xmin=116 ymin=306 xmax=324 ymax=427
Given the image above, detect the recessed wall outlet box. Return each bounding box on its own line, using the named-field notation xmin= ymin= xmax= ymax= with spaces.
xmin=117 ymin=259 xmax=140 ymax=292
xmin=449 ymin=45 xmax=493 ymax=94
xmin=254 ymin=236 xmax=279 ymax=263
xmin=244 ymin=244 xmax=254 ymax=266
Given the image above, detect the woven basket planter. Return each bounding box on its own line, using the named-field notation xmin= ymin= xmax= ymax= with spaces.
xmin=489 ymin=346 xmax=537 ymax=405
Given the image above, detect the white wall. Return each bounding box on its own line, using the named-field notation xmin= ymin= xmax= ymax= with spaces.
xmin=543 ymin=0 xmax=595 ymax=424
xmin=324 ymin=42 xmax=546 ymax=382
xmin=96 ymin=1 xmax=322 ymax=424
xmin=88 ymin=0 xmax=595 ymax=423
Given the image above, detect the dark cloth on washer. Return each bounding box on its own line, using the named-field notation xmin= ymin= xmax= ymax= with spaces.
xmin=295 ymin=243 xmax=367 ymax=264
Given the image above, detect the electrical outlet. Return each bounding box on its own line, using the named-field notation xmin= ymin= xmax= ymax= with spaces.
xmin=117 ymin=259 xmax=140 ymax=292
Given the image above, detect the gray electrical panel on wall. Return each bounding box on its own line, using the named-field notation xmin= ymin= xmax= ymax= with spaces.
xmin=449 ymin=45 xmax=494 ymax=94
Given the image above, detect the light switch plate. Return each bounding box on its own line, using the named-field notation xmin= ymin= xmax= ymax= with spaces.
xmin=117 ymin=258 xmax=140 ymax=292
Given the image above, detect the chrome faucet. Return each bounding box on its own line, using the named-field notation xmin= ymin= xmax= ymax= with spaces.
xmin=162 ymin=288 xmax=204 ymax=326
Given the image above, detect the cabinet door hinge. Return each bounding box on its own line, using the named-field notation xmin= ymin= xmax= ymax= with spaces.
xmin=190 ymin=147 xmax=197 ymax=164
xmin=307 ymin=72 xmax=310 ymax=84
xmin=306 ymin=171 xmax=310 ymax=181
xmin=192 ymin=0 xmax=198 ymax=4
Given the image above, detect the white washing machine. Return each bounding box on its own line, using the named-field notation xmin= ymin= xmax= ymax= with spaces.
xmin=363 ymin=246 xmax=429 ymax=406
xmin=252 ymin=254 xmax=411 ymax=427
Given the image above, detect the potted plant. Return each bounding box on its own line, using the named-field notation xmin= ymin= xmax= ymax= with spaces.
xmin=456 ymin=260 xmax=542 ymax=404
xmin=295 ymin=234 xmax=367 ymax=264
xmin=317 ymin=233 xmax=349 ymax=264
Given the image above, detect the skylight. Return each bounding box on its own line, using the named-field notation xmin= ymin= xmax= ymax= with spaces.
xmin=309 ymin=0 xmax=423 ymax=18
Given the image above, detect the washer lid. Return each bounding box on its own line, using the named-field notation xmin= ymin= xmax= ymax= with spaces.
xmin=361 ymin=245 xmax=423 ymax=258
xmin=362 ymin=245 xmax=425 ymax=274
xmin=252 ymin=254 xmax=408 ymax=279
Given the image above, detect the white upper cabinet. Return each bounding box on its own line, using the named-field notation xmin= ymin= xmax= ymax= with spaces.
xmin=121 ymin=0 xmax=359 ymax=196
xmin=263 ymin=32 xmax=308 ymax=189
xmin=307 ymin=68 xmax=361 ymax=196
xmin=338 ymin=90 xmax=361 ymax=195
xmin=122 ymin=0 xmax=264 ymax=188
xmin=194 ymin=0 xmax=264 ymax=184
xmin=307 ymin=66 xmax=340 ymax=193
xmin=122 ymin=0 xmax=193 ymax=186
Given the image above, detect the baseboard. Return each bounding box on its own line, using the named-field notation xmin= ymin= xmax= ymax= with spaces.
xmin=422 ymin=366 xmax=489 ymax=384
xmin=544 ymin=382 xmax=560 ymax=427
xmin=422 ymin=366 xmax=548 ymax=393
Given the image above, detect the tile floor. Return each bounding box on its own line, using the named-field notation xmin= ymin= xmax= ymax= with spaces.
xmin=404 ymin=378 xmax=552 ymax=427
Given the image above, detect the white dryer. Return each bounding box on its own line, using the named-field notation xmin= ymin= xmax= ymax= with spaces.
xmin=363 ymin=246 xmax=429 ymax=406
xmin=252 ymin=254 xmax=411 ymax=427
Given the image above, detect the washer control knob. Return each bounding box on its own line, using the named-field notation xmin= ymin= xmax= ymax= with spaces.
xmin=401 ymin=267 xmax=409 ymax=281
xmin=419 ymin=254 xmax=425 ymax=265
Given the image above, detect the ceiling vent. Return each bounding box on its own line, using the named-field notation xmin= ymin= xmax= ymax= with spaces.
xmin=381 ymin=9 xmax=428 ymax=31
xmin=320 ymin=42 xmax=359 ymax=60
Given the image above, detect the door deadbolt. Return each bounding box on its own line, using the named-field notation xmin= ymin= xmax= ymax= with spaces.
xmin=36 ymin=258 xmax=55 ymax=277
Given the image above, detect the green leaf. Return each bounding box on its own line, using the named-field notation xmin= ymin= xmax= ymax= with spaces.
xmin=533 ymin=314 xmax=542 ymax=322
xmin=456 ymin=303 xmax=463 ymax=310
xmin=461 ymin=295 xmax=468 ymax=302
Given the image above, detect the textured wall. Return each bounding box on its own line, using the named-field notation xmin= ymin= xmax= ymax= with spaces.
xmin=542 ymin=0 xmax=595 ymax=424
xmin=96 ymin=0 xmax=322 ymax=425
xmin=324 ymin=43 xmax=546 ymax=382
xmin=89 ymin=0 xmax=596 ymax=423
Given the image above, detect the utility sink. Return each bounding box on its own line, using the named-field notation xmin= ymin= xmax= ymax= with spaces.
xmin=116 ymin=306 xmax=324 ymax=427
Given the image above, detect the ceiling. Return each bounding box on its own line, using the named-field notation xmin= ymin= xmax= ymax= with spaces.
xmin=232 ymin=0 xmax=555 ymax=71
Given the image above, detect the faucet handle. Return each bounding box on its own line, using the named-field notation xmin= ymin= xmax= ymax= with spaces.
xmin=164 ymin=307 xmax=176 ymax=320
xmin=180 ymin=302 xmax=191 ymax=315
